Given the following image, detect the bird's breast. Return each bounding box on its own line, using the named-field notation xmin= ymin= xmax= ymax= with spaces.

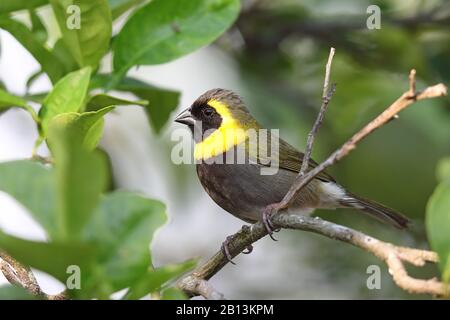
xmin=196 ymin=153 xmax=321 ymax=222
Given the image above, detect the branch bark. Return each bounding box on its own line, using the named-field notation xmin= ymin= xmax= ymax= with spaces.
xmin=178 ymin=62 xmax=448 ymax=298
xmin=299 ymin=47 xmax=336 ymax=177
xmin=0 ymin=250 xmax=44 ymax=297
xmin=0 ymin=250 xmax=66 ymax=300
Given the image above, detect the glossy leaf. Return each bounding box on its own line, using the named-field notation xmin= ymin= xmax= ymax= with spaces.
xmin=86 ymin=94 xmax=147 ymax=112
xmin=92 ymin=75 xmax=180 ymax=133
xmin=426 ymin=179 xmax=450 ymax=283
xmin=0 ymin=88 xmax=39 ymax=122
xmin=0 ymin=88 xmax=29 ymax=109
xmin=0 ymin=231 xmax=95 ymax=283
xmin=50 ymin=0 xmax=112 ymax=68
xmin=51 ymin=39 xmax=79 ymax=74
xmin=39 ymin=67 xmax=92 ymax=135
xmin=85 ymin=191 xmax=167 ymax=293
xmin=25 ymin=70 xmax=45 ymax=91
xmin=0 ymin=161 xmax=58 ymax=239
xmin=50 ymin=126 xmax=108 ymax=240
xmin=0 ymin=17 xmax=66 ymax=83
xmin=29 ymin=9 xmax=48 ymax=43
xmin=48 ymin=107 xmax=114 ymax=150
xmin=118 ymin=78 xmax=180 ymax=133
xmin=113 ymin=0 xmax=240 ymax=79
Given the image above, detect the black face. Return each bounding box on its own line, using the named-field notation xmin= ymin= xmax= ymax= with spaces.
xmin=190 ymin=102 xmax=222 ymax=136
xmin=175 ymin=89 xmax=242 ymax=142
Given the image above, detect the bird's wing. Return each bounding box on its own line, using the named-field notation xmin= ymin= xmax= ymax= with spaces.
xmin=247 ymin=134 xmax=335 ymax=183
xmin=279 ymin=139 xmax=335 ymax=182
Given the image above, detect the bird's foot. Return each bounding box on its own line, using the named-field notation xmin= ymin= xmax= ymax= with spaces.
xmin=262 ymin=203 xmax=281 ymax=241
xmin=221 ymin=235 xmax=236 ymax=265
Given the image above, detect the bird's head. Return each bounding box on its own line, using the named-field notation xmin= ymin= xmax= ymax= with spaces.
xmin=175 ymin=88 xmax=258 ymax=160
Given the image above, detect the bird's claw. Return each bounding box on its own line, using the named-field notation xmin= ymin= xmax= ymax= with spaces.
xmin=262 ymin=204 xmax=280 ymax=241
xmin=221 ymin=235 xmax=236 ymax=265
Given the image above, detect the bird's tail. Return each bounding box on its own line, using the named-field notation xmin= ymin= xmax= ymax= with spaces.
xmin=341 ymin=192 xmax=410 ymax=229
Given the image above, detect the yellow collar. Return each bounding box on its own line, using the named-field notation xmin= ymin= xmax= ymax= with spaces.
xmin=194 ymin=99 xmax=247 ymax=161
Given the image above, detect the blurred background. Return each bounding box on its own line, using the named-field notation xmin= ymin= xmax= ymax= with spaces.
xmin=1 ymin=0 xmax=449 ymax=299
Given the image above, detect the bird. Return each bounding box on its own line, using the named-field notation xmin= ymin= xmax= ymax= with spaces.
xmin=175 ymin=88 xmax=409 ymax=261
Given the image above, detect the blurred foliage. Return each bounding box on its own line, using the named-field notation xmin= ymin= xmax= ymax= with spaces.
xmin=427 ymin=159 xmax=450 ymax=283
xmin=0 ymin=285 xmax=39 ymax=300
xmin=0 ymin=0 xmax=239 ymax=299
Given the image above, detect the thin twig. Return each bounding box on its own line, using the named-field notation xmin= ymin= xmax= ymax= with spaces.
xmin=178 ymin=67 xmax=448 ymax=298
xmin=409 ymin=69 xmax=416 ymax=96
xmin=277 ymin=71 xmax=446 ymax=212
xmin=31 ymin=155 xmax=53 ymax=165
xmin=299 ymin=47 xmax=336 ymax=177
xmin=322 ymin=48 xmax=335 ymax=99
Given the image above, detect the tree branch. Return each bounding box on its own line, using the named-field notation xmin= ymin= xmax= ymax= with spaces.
xmin=299 ymin=47 xmax=336 ymax=177
xmin=179 ymin=276 xmax=225 ymax=300
xmin=277 ymin=70 xmax=446 ymax=212
xmin=0 ymin=250 xmax=66 ymax=300
xmin=0 ymin=250 xmax=44 ymax=297
xmin=178 ymin=64 xmax=448 ymax=298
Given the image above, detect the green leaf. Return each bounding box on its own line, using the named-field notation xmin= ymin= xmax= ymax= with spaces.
xmin=92 ymin=75 xmax=180 ymax=133
xmin=0 ymin=231 xmax=95 ymax=283
xmin=0 ymin=161 xmax=58 ymax=238
xmin=119 ymin=78 xmax=180 ymax=133
xmin=29 ymin=9 xmax=48 ymax=43
xmin=0 ymin=285 xmax=39 ymax=300
xmin=0 ymin=88 xmax=39 ymax=122
xmin=85 ymin=191 xmax=167 ymax=294
xmin=26 ymin=70 xmax=44 ymax=92
xmin=25 ymin=92 xmax=48 ymax=104
xmin=0 ymin=88 xmax=29 ymax=109
xmin=124 ymin=260 xmax=196 ymax=300
xmin=113 ymin=0 xmax=240 ymax=80
xmin=161 ymin=287 xmax=188 ymax=300
xmin=50 ymin=0 xmax=112 ymax=68
xmin=48 ymin=107 xmax=114 ymax=150
xmin=50 ymin=126 xmax=108 ymax=240
xmin=86 ymin=94 xmax=147 ymax=112
xmin=0 ymin=0 xmax=48 ymax=14
xmin=39 ymin=67 xmax=92 ymax=136
xmin=51 ymin=39 xmax=78 ymax=74
xmin=426 ymin=179 xmax=450 ymax=283
xmin=437 ymin=158 xmax=450 ymax=182
xmin=108 ymin=0 xmax=145 ymax=20
xmin=0 ymin=17 xmax=66 ymax=83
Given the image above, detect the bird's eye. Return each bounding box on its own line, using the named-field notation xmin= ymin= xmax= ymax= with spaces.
xmin=203 ymin=107 xmax=214 ymax=117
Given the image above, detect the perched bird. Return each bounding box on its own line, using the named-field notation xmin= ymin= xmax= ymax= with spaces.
xmin=175 ymin=89 xmax=409 ymax=260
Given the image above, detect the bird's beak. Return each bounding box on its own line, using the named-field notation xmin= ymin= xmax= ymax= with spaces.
xmin=174 ymin=108 xmax=195 ymax=126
